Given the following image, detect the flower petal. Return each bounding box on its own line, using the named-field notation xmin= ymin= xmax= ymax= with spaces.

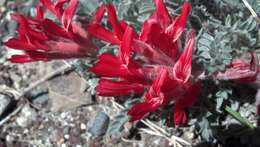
xmin=90 ymin=53 xmax=144 ymax=81
xmin=61 ymin=0 xmax=79 ymax=30
xmin=173 ymin=82 xmax=202 ymax=126
xmin=175 ymin=82 xmax=202 ymax=110
xmin=119 ymin=26 xmax=134 ymax=65
xmin=96 ymin=79 xmax=144 ymax=96
xmin=153 ymin=0 xmax=171 ymax=28
xmin=139 ymin=19 xmax=178 ymax=61
xmin=92 ymin=4 xmax=106 ymax=24
xmin=133 ymin=40 xmax=174 ymax=65
xmin=150 ymin=68 xmax=168 ymax=96
xmin=128 ymin=100 xmax=161 ymax=122
xmin=107 ymin=2 xmax=124 ymax=40
xmin=4 ymin=38 xmax=37 ymax=50
xmin=214 ymin=52 xmax=259 ymax=82
xmin=11 ymin=13 xmax=29 ymax=35
xmin=36 ymin=3 xmax=44 ymax=20
xmin=54 ymin=0 xmax=69 ymax=17
xmin=9 ymin=54 xmax=40 ymax=63
xmin=173 ymin=30 xmax=195 ymax=83
xmin=165 ymin=1 xmax=191 ymax=42
xmin=90 ymin=53 xmax=129 ymax=77
xmin=127 ymin=69 xmax=169 ymax=122
xmin=173 ymin=109 xmax=187 ymax=127
xmin=42 ymin=19 xmax=70 ymax=38
xmin=87 ymin=24 xmax=121 ymax=44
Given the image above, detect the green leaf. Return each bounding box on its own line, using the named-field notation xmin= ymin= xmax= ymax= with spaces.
xmin=79 ymin=0 xmax=99 ymax=14
xmin=107 ymin=109 xmax=129 ymax=135
xmin=225 ymin=106 xmax=255 ymax=129
xmin=196 ymin=117 xmax=214 ymax=141
xmin=196 ymin=30 xmax=233 ymax=74
xmin=107 ymin=98 xmax=139 ymax=135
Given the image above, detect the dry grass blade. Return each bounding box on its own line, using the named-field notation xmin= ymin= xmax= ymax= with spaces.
xmin=139 ymin=128 xmax=165 ymax=137
xmin=121 ymin=136 xmax=141 ymax=144
xmin=0 ymin=86 xmax=20 ymax=98
xmin=241 ymin=0 xmax=260 ymax=24
xmin=0 ymin=104 xmax=24 ymax=126
xmin=139 ymin=128 xmax=180 ymax=147
xmin=143 ymin=119 xmax=169 ymax=135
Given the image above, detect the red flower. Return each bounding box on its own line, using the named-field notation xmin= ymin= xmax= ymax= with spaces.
xmin=214 ymin=52 xmax=259 ymax=83
xmin=90 ymin=26 xmax=144 ymax=78
xmin=96 ymin=79 xmax=145 ymax=96
xmin=127 ymin=31 xmax=201 ymax=126
xmin=128 ymin=69 xmax=169 ymax=122
xmin=91 ymin=0 xmax=200 ymax=126
xmin=87 ymin=2 xmax=133 ymax=45
xmin=4 ymin=0 xmax=97 ymax=62
xmin=174 ymin=82 xmax=202 ymax=126
xmin=91 ymin=26 xmax=146 ymax=96
xmin=137 ymin=0 xmax=191 ymax=61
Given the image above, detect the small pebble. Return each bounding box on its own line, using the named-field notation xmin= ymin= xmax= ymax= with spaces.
xmin=69 ymin=123 xmax=75 ymax=127
xmin=61 ymin=113 xmax=66 ymax=119
xmin=58 ymin=138 xmax=65 ymax=145
xmin=64 ymin=134 xmax=70 ymax=140
xmin=80 ymin=123 xmax=86 ymax=130
xmin=6 ymin=135 xmax=12 ymax=142
xmin=63 ymin=122 xmax=68 ymax=126
xmin=23 ymin=129 xmax=29 ymax=134
xmin=89 ymin=111 xmax=110 ymax=137
xmin=16 ymin=105 xmax=37 ymax=127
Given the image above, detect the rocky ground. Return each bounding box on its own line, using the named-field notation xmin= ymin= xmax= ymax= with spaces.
xmin=0 ymin=60 xmax=196 ymax=147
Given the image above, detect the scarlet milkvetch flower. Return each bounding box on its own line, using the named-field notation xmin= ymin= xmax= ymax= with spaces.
xmin=91 ymin=0 xmax=202 ymax=126
xmin=3 ymin=0 xmax=97 ymax=62
xmin=91 ymin=26 xmax=146 ymax=96
xmin=214 ymin=52 xmax=259 ymax=83
xmin=87 ymin=2 xmax=136 ymax=45
xmin=128 ymin=31 xmax=202 ymax=126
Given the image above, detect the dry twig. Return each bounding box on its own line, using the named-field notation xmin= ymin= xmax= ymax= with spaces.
xmin=18 ymin=64 xmax=73 ymax=99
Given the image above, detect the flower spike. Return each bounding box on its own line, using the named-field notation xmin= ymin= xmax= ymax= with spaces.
xmin=4 ymin=0 xmax=97 ymax=62
xmin=214 ymin=52 xmax=259 ymax=82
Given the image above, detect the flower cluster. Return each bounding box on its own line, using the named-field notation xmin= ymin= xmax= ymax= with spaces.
xmin=89 ymin=0 xmax=202 ymax=126
xmin=4 ymin=0 xmax=97 ymax=62
xmin=214 ymin=52 xmax=259 ymax=83
xmin=4 ymin=0 xmax=260 ymax=126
